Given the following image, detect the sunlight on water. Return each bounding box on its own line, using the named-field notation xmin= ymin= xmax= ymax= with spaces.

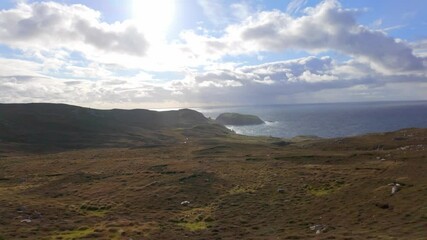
xmin=200 ymin=101 xmax=427 ymax=138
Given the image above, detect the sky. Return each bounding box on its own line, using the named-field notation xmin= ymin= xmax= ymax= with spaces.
xmin=0 ymin=0 xmax=426 ymax=109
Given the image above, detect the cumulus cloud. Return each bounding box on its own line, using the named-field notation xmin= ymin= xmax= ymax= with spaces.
xmin=164 ymin=54 xmax=427 ymax=106
xmin=181 ymin=0 xmax=426 ymax=73
xmin=166 ymin=56 xmax=345 ymax=105
xmin=191 ymin=56 xmax=352 ymax=89
xmin=0 ymin=73 xmax=174 ymax=108
xmin=0 ymin=54 xmax=426 ymax=107
xmin=0 ymin=0 xmax=425 ymax=108
xmin=412 ymin=39 xmax=427 ymax=57
xmin=0 ymin=1 xmax=148 ymax=56
xmin=0 ymin=56 xmax=169 ymax=107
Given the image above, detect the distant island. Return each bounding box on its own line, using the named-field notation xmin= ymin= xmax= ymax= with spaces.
xmin=215 ymin=112 xmax=264 ymax=126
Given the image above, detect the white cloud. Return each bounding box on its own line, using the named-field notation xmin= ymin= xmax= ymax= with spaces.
xmin=199 ymin=80 xmax=243 ymax=88
xmin=412 ymin=39 xmax=427 ymax=57
xmin=230 ymin=2 xmax=253 ymax=20
xmin=0 ymin=58 xmax=43 ymax=77
xmin=0 ymin=72 xmax=174 ymax=108
xmin=180 ymin=0 xmax=426 ymax=73
xmin=0 ymin=0 xmax=425 ymax=108
xmin=0 ymin=2 xmax=148 ymax=56
xmin=298 ymin=71 xmax=338 ymax=83
xmin=0 ymin=54 xmax=426 ymax=108
xmin=166 ymin=55 xmax=427 ymax=106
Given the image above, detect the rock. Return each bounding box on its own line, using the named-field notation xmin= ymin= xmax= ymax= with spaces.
xmin=181 ymin=200 xmax=190 ymax=206
xmin=20 ymin=219 xmax=32 ymax=223
xmin=277 ymin=188 xmax=285 ymax=193
xmin=309 ymin=224 xmax=327 ymax=234
xmin=389 ymin=182 xmax=401 ymax=195
xmin=215 ymin=113 xmax=264 ymax=126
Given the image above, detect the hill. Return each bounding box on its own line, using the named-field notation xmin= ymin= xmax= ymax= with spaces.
xmin=0 ymin=103 xmax=228 ymax=151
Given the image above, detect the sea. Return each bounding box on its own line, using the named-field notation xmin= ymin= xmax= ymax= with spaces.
xmin=194 ymin=101 xmax=427 ymax=139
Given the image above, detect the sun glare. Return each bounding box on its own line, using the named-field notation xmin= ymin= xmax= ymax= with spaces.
xmin=132 ymin=0 xmax=175 ymax=39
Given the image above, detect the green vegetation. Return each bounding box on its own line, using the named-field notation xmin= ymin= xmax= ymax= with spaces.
xmin=308 ymin=187 xmax=334 ymax=196
xmin=216 ymin=112 xmax=264 ymax=125
xmin=307 ymin=181 xmax=346 ymax=196
xmin=178 ymin=221 xmax=208 ymax=231
xmin=228 ymin=185 xmax=257 ymax=194
xmin=78 ymin=203 xmax=111 ymax=217
xmin=50 ymin=228 xmax=94 ymax=240
xmin=0 ymin=103 xmax=211 ymax=151
xmin=84 ymin=209 xmax=109 ymax=217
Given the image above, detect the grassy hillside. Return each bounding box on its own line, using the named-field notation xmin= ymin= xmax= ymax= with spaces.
xmin=0 ymin=103 xmax=223 ymax=151
xmin=0 ymin=127 xmax=426 ymax=239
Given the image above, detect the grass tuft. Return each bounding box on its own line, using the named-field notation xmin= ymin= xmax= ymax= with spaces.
xmin=178 ymin=221 xmax=207 ymax=231
xmin=307 ymin=182 xmax=346 ymax=196
xmin=50 ymin=228 xmax=94 ymax=239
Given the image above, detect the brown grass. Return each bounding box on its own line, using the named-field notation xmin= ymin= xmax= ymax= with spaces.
xmin=0 ymin=128 xmax=426 ymax=239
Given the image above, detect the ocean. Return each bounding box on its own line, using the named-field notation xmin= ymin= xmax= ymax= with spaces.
xmin=195 ymin=101 xmax=427 ymax=138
